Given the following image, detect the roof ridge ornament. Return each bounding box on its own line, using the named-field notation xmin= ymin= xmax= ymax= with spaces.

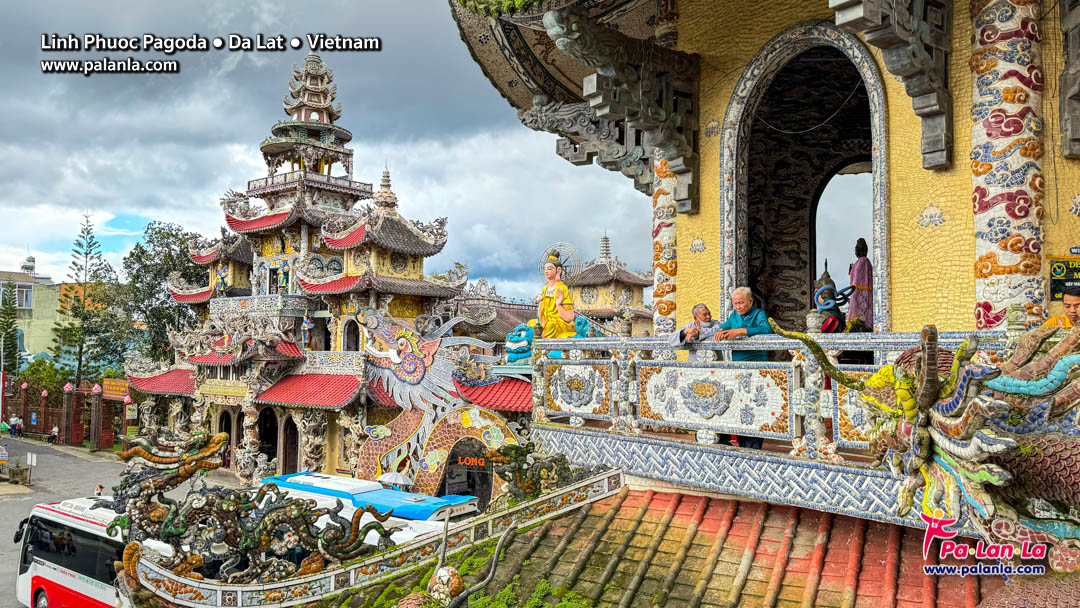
xmin=373 ymin=169 xmax=398 ymax=208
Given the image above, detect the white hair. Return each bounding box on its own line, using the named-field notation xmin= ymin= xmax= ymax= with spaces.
xmin=732 ymin=286 xmax=753 ymax=301
xmin=691 ymin=303 xmax=709 ymax=317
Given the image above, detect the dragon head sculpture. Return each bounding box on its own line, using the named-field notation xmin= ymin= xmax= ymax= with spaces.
xmin=774 ymin=320 xmax=1080 ymax=571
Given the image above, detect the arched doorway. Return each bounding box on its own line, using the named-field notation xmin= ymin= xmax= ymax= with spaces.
xmin=437 ymin=438 xmax=492 ymax=511
xmin=218 ymin=411 xmax=233 ymax=468
xmin=343 ymin=319 xmax=360 ymax=352
xmin=721 ymin=22 xmax=888 ymax=332
xmin=283 ymin=416 xmax=299 ymax=474
xmin=256 ymin=407 xmax=278 ymax=471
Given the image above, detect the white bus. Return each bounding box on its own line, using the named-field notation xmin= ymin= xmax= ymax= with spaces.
xmin=14 ymin=497 xmax=125 ymax=608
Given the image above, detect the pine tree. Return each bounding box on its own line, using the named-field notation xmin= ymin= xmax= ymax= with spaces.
xmin=0 ymin=281 xmax=18 ymax=374
xmin=52 ymin=214 xmax=114 ymax=385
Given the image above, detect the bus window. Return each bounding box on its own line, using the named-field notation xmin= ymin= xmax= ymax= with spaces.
xmin=23 ymin=516 xmax=124 ymax=585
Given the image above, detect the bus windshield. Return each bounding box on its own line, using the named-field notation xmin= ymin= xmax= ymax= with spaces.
xmin=20 ymin=515 xmax=124 ymax=585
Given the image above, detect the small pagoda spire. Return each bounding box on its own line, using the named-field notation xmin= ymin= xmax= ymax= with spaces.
xmin=283 ymin=50 xmax=342 ymax=123
xmin=600 ymin=234 xmax=612 ymax=263
xmin=373 ymin=169 xmax=398 ymax=209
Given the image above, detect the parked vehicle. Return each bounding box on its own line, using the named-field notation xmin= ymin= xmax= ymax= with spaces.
xmin=14 ymin=497 xmax=125 ymax=608
xmin=261 ymin=472 xmax=479 ymax=523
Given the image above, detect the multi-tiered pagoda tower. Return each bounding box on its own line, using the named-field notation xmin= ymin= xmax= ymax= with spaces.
xmin=129 ymin=52 xmax=528 ymax=489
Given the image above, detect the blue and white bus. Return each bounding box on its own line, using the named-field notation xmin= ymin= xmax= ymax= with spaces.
xmin=260 ymin=472 xmax=479 ymax=523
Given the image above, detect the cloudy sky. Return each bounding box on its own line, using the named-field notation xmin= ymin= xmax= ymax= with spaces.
xmin=3 ymin=0 xmax=870 ymax=301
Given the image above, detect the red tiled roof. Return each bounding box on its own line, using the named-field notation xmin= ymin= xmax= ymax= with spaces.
xmin=298 ymin=272 xmax=462 ymax=297
xmin=128 ymin=369 xmax=195 ymax=397
xmin=225 ymin=211 xmax=294 ymax=233
xmin=187 ymin=352 xmax=238 ymax=365
xmin=189 ymin=250 xmax=220 ymax=264
xmin=169 ymin=288 xmax=213 ymax=304
xmin=275 ymin=342 xmax=304 ymax=358
xmin=453 ymin=377 xmax=532 ymax=412
xmin=324 ymin=223 xmax=368 ymax=249
xmin=367 ymin=379 xmax=400 ymax=408
xmin=297 ymin=274 xmax=363 ymax=294
xmin=428 ymin=488 xmax=1009 ymax=607
xmin=255 ymin=374 xmax=364 ymax=409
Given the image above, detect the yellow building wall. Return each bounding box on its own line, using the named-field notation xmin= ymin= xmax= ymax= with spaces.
xmin=1039 ymin=9 xmax=1080 ymax=319
xmin=675 ymin=3 xmax=1080 ymax=331
xmin=325 ymin=415 xmax=341 ymax=474
xmin=346 ymin=246 xmax=373 ymax=276
xmin=674 ymin=1 xmax=834 ymax=331
xmin=371 ymin=247 xmax=424 ymax=279
xmin=388 ymin=295 xmax=424 ymax=319
xmin=569 ymin=281 xmax=644 ymax=310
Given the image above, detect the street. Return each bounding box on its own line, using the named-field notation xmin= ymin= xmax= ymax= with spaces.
xmin=0 ymin=437 xmax=239 ymax=608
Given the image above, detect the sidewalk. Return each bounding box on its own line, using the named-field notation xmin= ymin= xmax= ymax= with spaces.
xmin=4 ymin=436 xmax=121 ymax=464
xmin=1 ymin=436 xmax=244 ymax=488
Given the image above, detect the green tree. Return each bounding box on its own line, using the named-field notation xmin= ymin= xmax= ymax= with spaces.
xmin=121 ymin=221 xmax=206 ymax=361
xmin=0 ymin=281 xmax=19 ymax=374
xmin=52 ymin=214 xmax=115 ymax=385
xmin=19 ymin=358 xmax=64 ymax=399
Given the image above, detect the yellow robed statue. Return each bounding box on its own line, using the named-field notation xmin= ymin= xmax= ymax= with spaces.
xmin=538 ymin=249 xmax=577 ymax=339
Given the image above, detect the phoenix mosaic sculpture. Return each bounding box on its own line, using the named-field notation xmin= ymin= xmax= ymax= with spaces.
xmin=774 ymin=320 xmax=1080 ymax=571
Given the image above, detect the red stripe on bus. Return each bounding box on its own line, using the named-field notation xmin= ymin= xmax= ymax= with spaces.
xmin=32 ymin=576 xmax=114 ymax=608
xmin=36 ymin=506 xmax=107 ymax=527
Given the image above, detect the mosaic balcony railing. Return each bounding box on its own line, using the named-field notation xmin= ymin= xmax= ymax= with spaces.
xmin=208 ymin=294 xmax=324 ymax=317
xmin=530 ymin=330 xmax=1009 ymax=536
xmin=246 ymin=170 xmax=373 ymax=197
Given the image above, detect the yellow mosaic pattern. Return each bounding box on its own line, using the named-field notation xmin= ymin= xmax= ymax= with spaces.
xmin=674 ymin=1 xmax=831 ymax=331
xmin=1037 ymin=8 xmax=1080 ymax=320
xmin=371 ymin=247 xmax=423 ymax=279
xmin=387 ymin=294 xmax=423 ymax=319
xmin=675 ymin=5 xmax=1080 ymax=330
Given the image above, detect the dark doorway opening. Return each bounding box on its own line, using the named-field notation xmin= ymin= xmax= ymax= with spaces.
xmin=745 ymin=45 xmax=872 ymax=331
xmin=256 ymin=407 xmax=278 ymax=467
xmin=343 ymin=319 xmax=361 ymax=352
xmin=218 ymin=411 xmax=233 ymax=468
xmin=283 ymin=417 xmax=299 ymax=474
xmin=437 ymin=438 xmax=492 ymax=511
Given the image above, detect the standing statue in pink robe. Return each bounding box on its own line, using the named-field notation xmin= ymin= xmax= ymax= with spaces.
xmin=848 ymin=238 xmax=873 ymax=330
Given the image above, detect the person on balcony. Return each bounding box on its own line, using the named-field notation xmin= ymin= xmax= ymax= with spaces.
xmin=714 ymin=287 xmax=772 ymax=450
xmin=848 ymin=238 xmax=873 ymax=329
xmin=669 ymin=303 xmax=720 ymax=347
xmin=1043 ymin=285 xmax=1080 ymax=328
xmin=714 ymin=287 xmax=772 ymax=361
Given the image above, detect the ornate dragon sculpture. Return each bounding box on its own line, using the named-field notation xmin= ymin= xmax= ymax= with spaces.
xmin=774 ymin=320 xmax=1080 ymax=571
xmin=104 ymin=426 xmax=399 ymax=603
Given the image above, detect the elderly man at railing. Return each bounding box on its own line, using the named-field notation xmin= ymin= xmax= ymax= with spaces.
xmin=668 ymin=303 xmax=721 ymax=347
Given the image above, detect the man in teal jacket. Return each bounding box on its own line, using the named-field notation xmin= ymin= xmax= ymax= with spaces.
xmin=714 ymin=286 xmax=772 ymax=361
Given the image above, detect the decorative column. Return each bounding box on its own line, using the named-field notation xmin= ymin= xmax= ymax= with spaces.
xmin=296 ymin=410 xmax=328 ymax=472
xmin=60 ymin=385 xmax=72 ymax=445
xmin=652 ymin=158 xmax=679 ymax=337
xmin=19 ymin=382 xmax=27 ymax=423
xmin=971 ymin=0 xmax=1046 ymax=329
xmin=89 ymin=384 xmax=103 ymax=451
xmin=236 ymin=400 xmax=260 ymax=484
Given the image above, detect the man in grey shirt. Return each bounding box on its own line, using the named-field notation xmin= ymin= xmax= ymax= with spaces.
xmin=669 ymin=303 xmax=720 ymax=347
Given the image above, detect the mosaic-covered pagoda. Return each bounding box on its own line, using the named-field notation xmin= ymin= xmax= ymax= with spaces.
xmin=127 ymin=52 xmax=532 ymax=501
xmin=566 ymin=235 xmax=653 ymax=336
xmin=437 ymin=1 xmax=1080 ymax=605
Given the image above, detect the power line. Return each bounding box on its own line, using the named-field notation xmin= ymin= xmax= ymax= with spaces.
xmin=752 ymin=80 xmax=864 ymax=135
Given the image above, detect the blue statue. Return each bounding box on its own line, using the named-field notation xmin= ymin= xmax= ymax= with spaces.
xmin=504 ymin=323 xmax=534 ymax=363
